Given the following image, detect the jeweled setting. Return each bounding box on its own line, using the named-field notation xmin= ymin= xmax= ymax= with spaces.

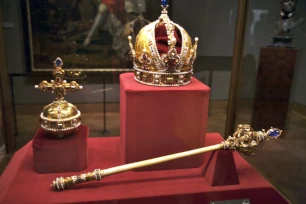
xmin=161 ymin=0 xmax=168 ymax=7
xmin=267 ymin=128 xmax=281 ymax=138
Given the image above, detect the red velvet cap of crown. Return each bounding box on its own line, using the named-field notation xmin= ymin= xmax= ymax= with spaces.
xmin=155 ymin=24 xmax=182 ymax=55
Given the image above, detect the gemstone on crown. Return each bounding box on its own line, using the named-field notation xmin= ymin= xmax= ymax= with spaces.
xmin=161 ymin=0 xmax=168 ymax=7
xmin=54 ymin=57 xmax=63 ymax=67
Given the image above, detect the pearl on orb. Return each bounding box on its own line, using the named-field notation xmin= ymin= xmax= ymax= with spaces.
xmin=128 ymin=36 xmax=132 ymax=40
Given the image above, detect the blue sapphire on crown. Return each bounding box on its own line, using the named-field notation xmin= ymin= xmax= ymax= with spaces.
xmin=161 ymin=0 xmax=168 ymax=7
xmin=54 ymin=57 xmax=63 ymax=67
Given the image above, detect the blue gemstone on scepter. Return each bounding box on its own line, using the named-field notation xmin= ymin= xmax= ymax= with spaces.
xmin=161 ymin=0 xmax=168 ymax=7
xmin=267 ymin=128 xmax=281 ymax=137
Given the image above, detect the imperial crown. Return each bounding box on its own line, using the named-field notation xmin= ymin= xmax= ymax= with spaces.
xmin=128 ymin=0 xmax=199 ymax=86
xmin=35 ymin=58 xmax=83 ymax=137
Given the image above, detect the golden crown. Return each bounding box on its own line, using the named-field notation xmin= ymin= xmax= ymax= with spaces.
xmin=128 ymin=2 xmax=199 ymax=86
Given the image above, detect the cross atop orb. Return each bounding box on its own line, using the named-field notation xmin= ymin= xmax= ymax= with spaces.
xmin=35 ymin=57 xmax=83 ymax=100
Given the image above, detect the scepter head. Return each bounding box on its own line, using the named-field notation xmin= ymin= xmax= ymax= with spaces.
xmin=222 ymin=124 xmax=282 ymax=156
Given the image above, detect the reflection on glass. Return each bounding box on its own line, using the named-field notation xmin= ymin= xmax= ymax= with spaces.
xmin=270 ymin=0 xmax=305 ymax=47
xmin=0 ymin=92 xmax=5 ymax=165
xmin=237 ymin=0 xmax=306 ymax=203
xmin=173 ymin=0 xmax=238 ymax=136
xmin=27 ymin=0 xmax=158 ymax=71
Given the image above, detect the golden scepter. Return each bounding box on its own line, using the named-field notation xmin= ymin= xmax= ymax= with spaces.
xmin=51 ymin=124 xmax=282 ymax=191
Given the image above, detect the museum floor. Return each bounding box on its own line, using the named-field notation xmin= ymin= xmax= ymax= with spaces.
xmin=1 ymin=102 xmax=306 ymax=203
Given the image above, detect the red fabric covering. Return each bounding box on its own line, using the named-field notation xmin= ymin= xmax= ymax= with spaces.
xmin=120 ymin=73 xmax=210 ymax=170
xmin=0 ymin=133 xmax=288 ymax=204
xmin=32 ymin=125 xmax=88 ymax=173
xmin=155 ymin=24 xmax=182 ymax=54
xmin=203 ymin=150 xmax=239 ymax=186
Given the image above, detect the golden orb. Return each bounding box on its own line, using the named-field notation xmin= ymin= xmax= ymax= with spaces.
xmin=35 ymin=57 xmax=83 ymax=137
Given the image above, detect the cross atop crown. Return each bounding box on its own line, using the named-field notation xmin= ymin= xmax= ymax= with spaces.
xmin=35 ymin=57 xmax=83 ymax=100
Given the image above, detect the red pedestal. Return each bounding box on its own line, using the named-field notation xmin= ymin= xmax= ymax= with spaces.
xmin=120 ymin=73 xmax=211 ymax=170
xmin=32 ymin=125 xmax=88 ymax=174
xmin=0 ymin=134 xmax=288 ymax=204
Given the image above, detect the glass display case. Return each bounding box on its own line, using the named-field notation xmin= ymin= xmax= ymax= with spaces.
xmin=235 ymin=1 xmax=306 ymax=203
xmin=0 ymin=0 xmax=304 ymax=203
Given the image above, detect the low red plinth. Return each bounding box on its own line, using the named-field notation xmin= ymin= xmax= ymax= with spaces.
xmin=0 ymin=133 xmax=288 ymax=204
xmin=32 ymin=125 xmax=88 ymax=174
xmin=120 ymin=73 xmax=210 ymax=170
xmin=203 ymin=150 xmax=239 ymax=186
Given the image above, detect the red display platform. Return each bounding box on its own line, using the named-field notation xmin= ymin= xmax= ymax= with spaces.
xmin=32 ymin=125 xmax=88 ymax=173
xmin=120 ymin=73 xmax=210 ymax=170
xmin=0 ymin=133 xmax=288 ymax=204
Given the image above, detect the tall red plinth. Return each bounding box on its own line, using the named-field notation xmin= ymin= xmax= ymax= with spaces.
xmin=32 ymin=125 xmax=88 ymax=174
xmin=120 ymin=73 xmax=210 ymax=170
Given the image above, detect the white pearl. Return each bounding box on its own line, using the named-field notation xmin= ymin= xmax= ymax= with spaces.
xmin=170 ymin=37 xmax=177 ymax=46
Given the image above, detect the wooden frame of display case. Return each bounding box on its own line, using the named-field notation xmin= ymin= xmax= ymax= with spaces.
xmin=0 ymin=6 xmax=16 ymax=153
xmin=225 ymin=0 xmax=249 ymax=137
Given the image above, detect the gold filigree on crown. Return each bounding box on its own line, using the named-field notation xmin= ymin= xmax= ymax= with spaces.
xmin=128 ymin=3 xmax=199 ymax=86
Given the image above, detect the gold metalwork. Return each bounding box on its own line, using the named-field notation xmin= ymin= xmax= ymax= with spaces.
xmin=51 ymin=124 xmax=281 ymax=191
xmin=35 ymin=57 xmax=83 ymax=137
xmin=128 ymin=4 xmax=199 ymax=86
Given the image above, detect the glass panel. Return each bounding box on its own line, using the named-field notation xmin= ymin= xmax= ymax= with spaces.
xmin=0 ymin=0 xmax=239 ymax=151
xmin=236 ymin=0 xmax=306 ymax=203
xmin=0 ymin=89 xmax=4 ymax=160
xmin=173 ymin=0 xmax=238 ymax=136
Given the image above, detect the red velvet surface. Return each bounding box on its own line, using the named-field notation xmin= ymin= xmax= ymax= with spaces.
xmin=155 ymin=24 xmax=182 ymax=54
xmin=32 ymin=125 xmax=88 ymax=173
xmin=203 ymin=150 xmax=239 ymax=186
xmin=0 ymin=133 xmax=288 ymax=204
xmin=120 ymin=73 xmax=210 ymax=170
